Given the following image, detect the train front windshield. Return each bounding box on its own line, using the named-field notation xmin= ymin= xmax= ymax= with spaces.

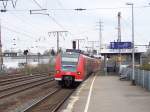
xmin=61 ymin=53 xmax=79 ymax=72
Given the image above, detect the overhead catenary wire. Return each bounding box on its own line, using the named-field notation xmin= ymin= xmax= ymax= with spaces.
xmin=1 ymin=25 xmax=38 ymax=50
xmin=122 ymin=17 xmax=148 ymax=44
xmin=0 ymin=0 xmax=70 ymax=52
xmin=1 ymin=5 xmax=150 ymax=14
xmin=0 ymin=0 xmax=44 ymax=40
xmin=8 ymin=11 xmax=46 ymax=36
xmin=11 ymin=0 xmax=18 ymax=8
xmin=30 ymin=0 xmax=68 ymax=39
xmin=0 ymin=0 xmax=18 ymax=9
xmin=32 ymin=0 xmax=43 ymax=9
xmin=4 ymin=14 xmax=41 ymax=35
xmin=1 ymin=14 xmax=47 ymax=42
xmin=30 ymin=0 xmax=70 ymax=51
xmin=0 ymin=1 xmax=149 ymax=53
xmin=56 ymin=0 xmax=64 ymax=8
xmin=30 ymin=0 xmax=66 ymax=30
xmin=2 ymin=25 xmax=37 ymax=39
xmin=12 ymin=1 xmax=66 ymax=39
xmin=1 ymin=10 xmax=50 ymax=51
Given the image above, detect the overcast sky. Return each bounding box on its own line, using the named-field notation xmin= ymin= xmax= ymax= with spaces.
xmin=0 ymin=0 xmax=150 ymax=53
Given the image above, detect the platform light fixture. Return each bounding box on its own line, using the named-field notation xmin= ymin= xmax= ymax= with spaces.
xmin=126 ymin=3 xmax=135 ymax=85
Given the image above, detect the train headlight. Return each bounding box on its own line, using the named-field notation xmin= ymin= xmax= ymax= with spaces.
xmin=56 ymin=70 xmax=60 ymax=74
xmin=77 ymin=71 xmax=81 ymax=75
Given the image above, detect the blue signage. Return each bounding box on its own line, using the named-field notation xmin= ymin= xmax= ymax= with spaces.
xmin=110 ymin=42 xmax=132 ymax=49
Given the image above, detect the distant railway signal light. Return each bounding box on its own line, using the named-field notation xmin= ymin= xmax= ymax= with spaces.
xmin=73 ymin=41 xmax=76 ymax=49
xmin=0 ymin=9 xmax=7 ymax=12
xmin=51 ymin=49 xmax=55 ymax=56
xmin=23 ymin=50 xmax=28 ymax=55
xmin=74 ymin=8 xmax=86 ymax=11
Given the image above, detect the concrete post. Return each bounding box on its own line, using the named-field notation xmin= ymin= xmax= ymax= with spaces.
xmin=142 ymin=70 xmax=145 ymax=88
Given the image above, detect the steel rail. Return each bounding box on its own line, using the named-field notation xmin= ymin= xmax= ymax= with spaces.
xmin=0 ymin=74 xmax=48 ymax=86
xmin=22 ymin=88 xmax=61 ymax=112
xmin=0 ymin=77 xmax=51 ymax=92
xmin=51 ymin=89 xmax=74 ymax=112
xmin=0 ymin=78 xmax=54 ymax=99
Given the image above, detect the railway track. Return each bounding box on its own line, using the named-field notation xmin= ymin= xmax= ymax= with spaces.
xmin=0 ymin=76 xmax=51 ymax=91
xmin=0 ymin=77 xmax=54 ymax=99
xmin=0 ymin=72 xmax=48 ymax=81
xmin=0 ymin=72 xmax=73 ymax=112
xmin=0 ymin=80 xmax=58 ymax=112
xmin=0 ymin=73 xmax=22 ymax=80
xmin=0 ymin=74 xmax=48 ymax=86
xmin=22 ymin=88 xmax=74 ymax=112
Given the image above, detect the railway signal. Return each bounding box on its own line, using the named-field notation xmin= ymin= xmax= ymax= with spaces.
xmin=72 ymin=41 xmax=76 ymax=49
xmin=23 ymin=50 xmax=28 ymax=55
xmin=51 ymin=49 xmax=55 ymax=56
xmin=24 ymin=50 xmax=28 ymax=64
xmin=74 ymin=8 xmax=86 ymax=11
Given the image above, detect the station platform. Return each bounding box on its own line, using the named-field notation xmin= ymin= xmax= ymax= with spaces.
xmin=59 ymin=71 xmax=150 ymax=112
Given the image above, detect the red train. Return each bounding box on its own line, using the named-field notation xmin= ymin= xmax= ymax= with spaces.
xmin=54 ymin=51 xmax=100 ymax=87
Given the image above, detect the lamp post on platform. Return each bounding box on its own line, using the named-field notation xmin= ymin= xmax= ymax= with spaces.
xmin=126 ymin=3 xmax=135 ymax=85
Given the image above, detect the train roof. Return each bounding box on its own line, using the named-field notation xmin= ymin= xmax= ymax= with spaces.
xmin=61 ymin=52 xmax=80 ymax=58
xmin=63 ymin=49 xmax=101 ymax=59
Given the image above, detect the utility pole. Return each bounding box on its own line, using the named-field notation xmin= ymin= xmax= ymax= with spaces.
xmin=85 ymin=46 xmax=92 ymax=52
xmin=0 ymin=0 xmax=18 ymax=71
xmin=117 ymin=12 xmax=122 ymax=70
xmin=48 ymin=31 xmax=68 ymax=53
xmin=0 ymin=19 xmax=3 ymax=71
xmin=37 ymin=52 xmax=40 ymax=65
xmin=88 ymin=41 xmax=99 ymax=54
xmin=126 ymin=3 xmax=135 ymax=85
xmin=117 ymin=12 xmax=121 ymax=42
xmin=73 ymin=39 xmax=85 ymax=50
xmin=98 ymin=20 xmax=103 ymax=54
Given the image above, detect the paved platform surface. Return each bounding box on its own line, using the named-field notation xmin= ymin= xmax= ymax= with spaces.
xmin=60 ymin=72 xmax=150 ymax=112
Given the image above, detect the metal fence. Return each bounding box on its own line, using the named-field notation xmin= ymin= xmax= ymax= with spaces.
xmin=120 ymin=67 xmax=150 ymax=91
